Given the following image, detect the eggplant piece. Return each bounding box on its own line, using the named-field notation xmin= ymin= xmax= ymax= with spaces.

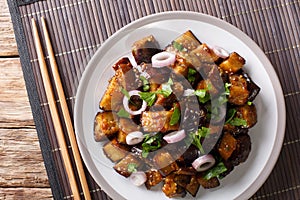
xmin=99 ymin=74 xmax=124 ymax=111
xmin=140 ymin=63 xmax=171 ymax=84
xmin=166 ymin=30 xmax=201 ymax=53
xmin=132 ymin=35 xmax=161 ymax=64
xmin=219 ymin=52 xmax=245 ymax=73
xmin=103 ymin=138 xmax=129 ymax=162
xmin=162 ymin=173 xmax=187 ymax=198
xmin=155 ymin=93 xmax=178 ymax=110
xmin=218 ymin=132 xmax=237 ymax=161
xmin=145 ymin=169 xmax=163 ymax=189
xmin=181 ymin=98 xmax=207 ymax=133
xmin=141 ymin=110 xmax=179 ymax=133
xmin=185 ymin=175 xmax=200 ymax=197
xmin=181 ymin=145 xmax=200 ymax=166
xmin=113 ymin=57 xmax=141 ymax=91
xmin=119 ymin=118 xmax=141 ymax=133
xmin=153 ymin=150 xmax=179 ymax=176
xmin=117 ymin=118 xmax=141 ymax=144
xmin=228 ymin=74 xmax=250 ymax=105
xmin=197 ymin=175 xmax=220 ymax=189
xmin=242 ymin=72 xmax=261 ymax=101
xmin=223 ymin=123 xmax=249 ymax=137
xmin=99 ymin=57 xmax=141 ymax=110
xmin=94 ymin=111 xmax=119 ymax=141
xmin=171 ymin=55 xmax=192 ymax=77
xmin=99 ymin=58 xmax=132 ymax=111
xmin=175 ymin=167 xmax=197 ymax=176
xmin=236 ymin=104 xmax=257 ymax=128
xmin=113 ymin=154 xmax=142 ymax=178
xmin=116 ymin=130 xmax=127 ymax=144
xmin=229 ymin=133 xmax=251 ymax=166
xmin=174 ymin=174 xmax=191 ymax=188
xmin=191 ymin=43 xmax=219 ymax=64
xmin=219 ymin=160 xmax=235 ymax=178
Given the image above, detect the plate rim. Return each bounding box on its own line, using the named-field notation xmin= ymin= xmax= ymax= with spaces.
xmin=74 ymin=11 xmax=286 ymax=200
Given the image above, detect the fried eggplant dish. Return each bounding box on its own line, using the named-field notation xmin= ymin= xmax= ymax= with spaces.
xmin=94 ymin=30 xmax=260 ymax=198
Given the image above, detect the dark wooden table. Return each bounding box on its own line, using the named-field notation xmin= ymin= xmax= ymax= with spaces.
xmin=0 ymin=0 xmax=52 ymax=198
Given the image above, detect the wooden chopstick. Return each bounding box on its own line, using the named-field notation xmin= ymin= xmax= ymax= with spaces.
xmin=40 ymin=17 xmax=92 ymax=200
xmin=31 ymin=17 xmax=91 ymax=200
xmin=31 ymin=18 xmax=81 ymax=200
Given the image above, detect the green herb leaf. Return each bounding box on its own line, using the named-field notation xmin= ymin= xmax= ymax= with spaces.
xmin=224 ymin=83 xmax=231 ymax=95
xmin=170 ymin=105 xmax=181 ymax=126
xmin=194 ymin=89 xmax=210 ymax=103
xmin=247 ymin=101 xmax=253 ymax=106
xmin=140 ymin=76 xmax=150 ymax=91
xmin=194 ymin=89 xmax=207 ymax=98
xmin=225 ymin=108 xmax=236 ymax=124
xmin=189 ymin=127 xmax=210 ymax=154
xmin=158 ymin=78 xmax=173 ymax=97
xmin=198 ymin=127 xmax=210 ymax=138
xmin=228 ymin=117 xmax=248 ymax=126
xmin=127 ymin=163 xmax=138 ymax=173
xmin=141 ymin=133 xmax=163 ymax=158
xmin=120 ymin=87 xmax=130 ymax=99
xmin=117 ymin=108 xmax=130 ymax=118
xmin=173 ymin=41 xmax=184 ymax=51
xmin=139 ymin=92 xmax=157 ymax=106
xmin=203 ymin=162 xmax=227 ymax=180
xmin=188 ymin=68 xmax=197 ymax=83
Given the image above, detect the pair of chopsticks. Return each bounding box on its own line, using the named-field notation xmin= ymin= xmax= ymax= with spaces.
xmin=31 ymin=17 xmax=91 ymax=200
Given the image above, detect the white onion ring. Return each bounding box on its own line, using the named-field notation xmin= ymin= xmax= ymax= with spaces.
xmin=129 ymin=171 xmax=147 ymax=186
xmin=126 ymin=131 xmax=145 ymax=145
xmin=151 ymin=52 xmax=176 ymax=68
xmin=211 ymin=46 xmax=230 ymax=59
xmin=123 ymin=90 xmax=147 ymax=115
xmin=192 ymin=154 xmax=216 ymax=172
xmin=163 ymin=130 xmax=186 ymax=143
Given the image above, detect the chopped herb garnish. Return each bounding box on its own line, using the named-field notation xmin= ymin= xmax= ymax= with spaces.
xmin=194 ymin=89 xmax=206 ymax=98
xmin=224 ymin=83 xmax=231 ymax=95
xmin=247 ymin=101 xmax=253 ymax=106
xmin=127 ymin=163 xmax=138 ymax=173
xmin=228 ymin=117 xmax=247 ymax=127
xmin=140 ymin=76 xmax=150 ymax=91
xmin=173 ymin=41 xmax=184 ymax=51
xmin=117 ymin=108 xmax=130 ymax=118
xmin=139 ymin=78 xmax=174 ymax=105
xmin=142 ymin=133 xmax=163 ymax=158
xmin=225 ymin=108 xmax=247 ymax=126
xmin=120 ymin=87 xmax=130 ymax=99
xmin=203 ymin=162 xmax=227 ymax=180
xmin=170 ymin=104 xmax=181 ymax=126
xmin=188 ymin=68 xmax=197 ymax=83
xmin=197 ymin=126 xmax=210 ymax=138
xmin=139 ymin=92 xmax=157 ymax=106
xmin=158 ymin=78 xmax=173 ymax=97
xmin=190 ymin=127 xmax=210 ymax=154
xmin=225 ymin=108 xmax=236 ymax=124
xmin=194 ymin=89 xmax=210 ymax=103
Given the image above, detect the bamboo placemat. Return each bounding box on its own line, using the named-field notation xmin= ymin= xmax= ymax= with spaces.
xmin=8 ymin=0 xmax=299 ymax=199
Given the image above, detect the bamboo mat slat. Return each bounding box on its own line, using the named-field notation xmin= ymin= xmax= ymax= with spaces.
xmin=7 ymin=0 xmax=300 ymax=199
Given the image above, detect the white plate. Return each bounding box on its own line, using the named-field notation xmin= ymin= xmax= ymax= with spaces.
xmin=74 ymin=11 xmax=286 ymax=200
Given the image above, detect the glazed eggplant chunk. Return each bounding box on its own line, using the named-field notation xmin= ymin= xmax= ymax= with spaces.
xmin=94 ymin=30 xmax=261 ymax=198
xmin=132 ymin=35 xmax=161 ymax=64
xmin=94 ymin=111 xmax=119 ymax=141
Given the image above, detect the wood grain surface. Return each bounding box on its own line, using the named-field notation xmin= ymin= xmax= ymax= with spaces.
xmin=0 ymin=0 xmax=52 ymax=199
